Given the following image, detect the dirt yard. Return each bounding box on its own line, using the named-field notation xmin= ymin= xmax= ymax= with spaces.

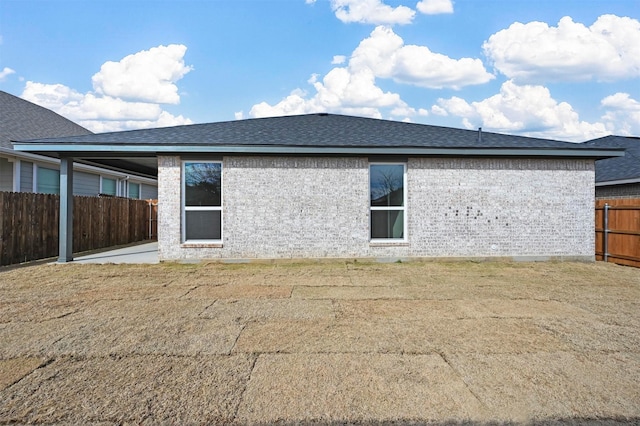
xmin=0 ymin=260 xmax=639 ymax=424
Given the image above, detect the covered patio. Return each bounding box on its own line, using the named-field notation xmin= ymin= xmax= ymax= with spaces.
xmin=73 ymin=241 xmax=159 ymax=264
xmin=11 ymin=151 xmax=158 ymax=263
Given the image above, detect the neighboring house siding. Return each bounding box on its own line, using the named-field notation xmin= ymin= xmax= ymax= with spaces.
xmin=596 ymin=184 xmax=640 ymax=199
xmin=158 ymin=155 xmax=595 ymax=261
xmin=73 ymin=171 xmax=101 ymax=196
xmin=141 ymin=183 xmax=158 ymax=200
xmin=20 ymin=161 xmax=33 ymax=192
xmin=0 ymin=157 xmax=12 ymax=191
xmin=4 ymin=158 xmax=156 ymax=197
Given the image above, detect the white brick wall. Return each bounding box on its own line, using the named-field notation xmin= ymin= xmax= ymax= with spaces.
xmin=157 ymin=155 xmax=595 ymax=261
xmin=157 ymin=156 xmax=182 ymax=261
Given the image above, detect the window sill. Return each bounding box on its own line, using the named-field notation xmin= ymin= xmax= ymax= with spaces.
xmin=181 ymin=243 xmax=223 ymax=248
xmin=369 ymin=241 xmax=409 ymax=247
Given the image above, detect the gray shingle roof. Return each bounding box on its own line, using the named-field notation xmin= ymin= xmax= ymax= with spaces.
xmin=14 ymin=113 xmax=611 ymax=151
xmin=13 ymin=113 xmax=625 ymax=162
xmin=1 ymin=91 xmax=91 ymax=151
xmin=585 ymin=135 xmax=640 ymax=183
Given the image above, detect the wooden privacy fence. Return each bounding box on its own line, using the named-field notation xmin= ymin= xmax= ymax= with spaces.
xmin=0 ymin=192 xmax=158 ymax=266
xmin=596 ymin=198 xmax=640 ymax=268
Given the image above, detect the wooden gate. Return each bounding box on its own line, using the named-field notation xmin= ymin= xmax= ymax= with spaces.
xmin=596 ymin=198 xmax=640 ymax=268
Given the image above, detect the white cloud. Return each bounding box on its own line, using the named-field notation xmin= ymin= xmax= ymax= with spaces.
xmin=483 ymin=14 xmax=640 ymax=83
xmin=332 ymin=55 xmax=347 ymax=65
xmin=601 ymin=92 xmax=640 ymax=111
xmin=92 ymin=44 xmax=193 ymax=104
xmin=250 ymin=68 xmax=408 ymax=119
xmin=249 ymin=26 xmax=492 ymax=121
xmin=434 ymin=80 xmax=609 ymax=141
xmin=79 ymin=111 xmax=192 ymax=133
xmin=351 ymin=26 xmax=494 ymax=89
xmin=234 ymin=111 xmax=245 ymax=120
xmin=250 ymin=91 xmax=316 ymax=118
xmin=391 ymin=105 xmax=425 ymax=117
xmin=22 ymin=81 xmax=192 ymax=132
xmin=21 ymin=82 xmax=84 ymax=112
xmin=316 ymin=67 xmax=403 ymax=108
xmin=20 ymin=44 xmax=193 ymax=132
xmin=330 ymin=0 xmax=415 ymax=25
xmin=436 ymin=96 xmax=474 ymax=117
xmin=430 ymin=104 xmax=448 ymax=116
xmin=601 ymin=92 xmax=640 ymax=136
xmin=416 ymin=0 xmax=453 ymax=15
xmin=0 ymin=67 xmax=16 ymax=81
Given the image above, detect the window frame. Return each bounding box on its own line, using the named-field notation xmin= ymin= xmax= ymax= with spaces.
xmin=181 ymin=160 xmax=223 ymax=244
xmin=369 ymin=162 xmax=407 ymax=243
xmin=100 ymin=176 xmax=117 ymax=196
xmin=36 ymin=166 xmax=60 ymax=194
xmin=128 ymin=182 xmax=140 ymax=199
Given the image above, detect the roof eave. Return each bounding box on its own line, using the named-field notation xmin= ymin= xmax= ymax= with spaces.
xmin=596 ymin=177 xmax=640 ymax=186
xmin=12 ymin=143 xmax=625 ymax=159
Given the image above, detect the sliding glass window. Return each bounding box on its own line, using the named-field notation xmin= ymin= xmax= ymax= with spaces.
xmin=369 ymin=163 xmax=406 ymax=241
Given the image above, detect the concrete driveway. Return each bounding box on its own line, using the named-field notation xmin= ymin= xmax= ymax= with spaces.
xmin=0 ymin=260 xmax=638 ymax=424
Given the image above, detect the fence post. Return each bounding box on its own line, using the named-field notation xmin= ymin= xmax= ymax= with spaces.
xmin=603 ymin=203 xmax=609 ymax=263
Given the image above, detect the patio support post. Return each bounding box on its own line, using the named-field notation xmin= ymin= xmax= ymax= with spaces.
xmin=58 ymin=156 xmax=74 ymax=263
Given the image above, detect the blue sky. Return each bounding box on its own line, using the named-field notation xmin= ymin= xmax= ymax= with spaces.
xmin=0 ymin=0 xmax=638 ymax=141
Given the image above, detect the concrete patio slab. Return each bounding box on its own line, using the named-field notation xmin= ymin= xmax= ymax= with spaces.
xmin=73 ymin=242 xmax=158 ymax=264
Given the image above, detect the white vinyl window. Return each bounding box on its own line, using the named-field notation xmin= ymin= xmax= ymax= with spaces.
xmin=101 ymin=177 xmax=117 ymax=196
xmin=37 ymin=167 xmax=60 ymax=194
xmin=182 ymin=161 xmax=222 ymax=243
xmin=129 ymin=182 xmax=140 ymax=199
xmin=369 ymin=163 xmax=407 ymax=241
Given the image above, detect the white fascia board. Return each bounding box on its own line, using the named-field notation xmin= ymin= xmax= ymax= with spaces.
xmin=596 ymin=178 xmax=640 ymax=186
xmin=1 ymin=148 xmax=157 ymax=185
xmin=125 ymin=176 xmax=158 ymax=185
xmin=77 ymin=161 xmax=157 ymax=185
xmin=1 ymin=148 xmax=59 ymax=165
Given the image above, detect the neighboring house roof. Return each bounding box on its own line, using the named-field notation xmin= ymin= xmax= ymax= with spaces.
xmin=585 ymin=135 xmax=640 ymax=184
xmin=14 ymin=113 xmax=622 ymax=160
xmin=0 ymin=90 xmax=92 ymax=151
xmin=2 ymin=91 xmax=156 ymax=177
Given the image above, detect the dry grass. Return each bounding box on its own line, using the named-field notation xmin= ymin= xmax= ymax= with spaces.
xmin=0 ymin=355 xmax=254 ymax=424
xmin=0 ymin=357 xmax=45 ymax=391
xmin=236 ymin=353 xmax=489 ymax=423
xmin=0 ymin=260 xmax=639 ymax=424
